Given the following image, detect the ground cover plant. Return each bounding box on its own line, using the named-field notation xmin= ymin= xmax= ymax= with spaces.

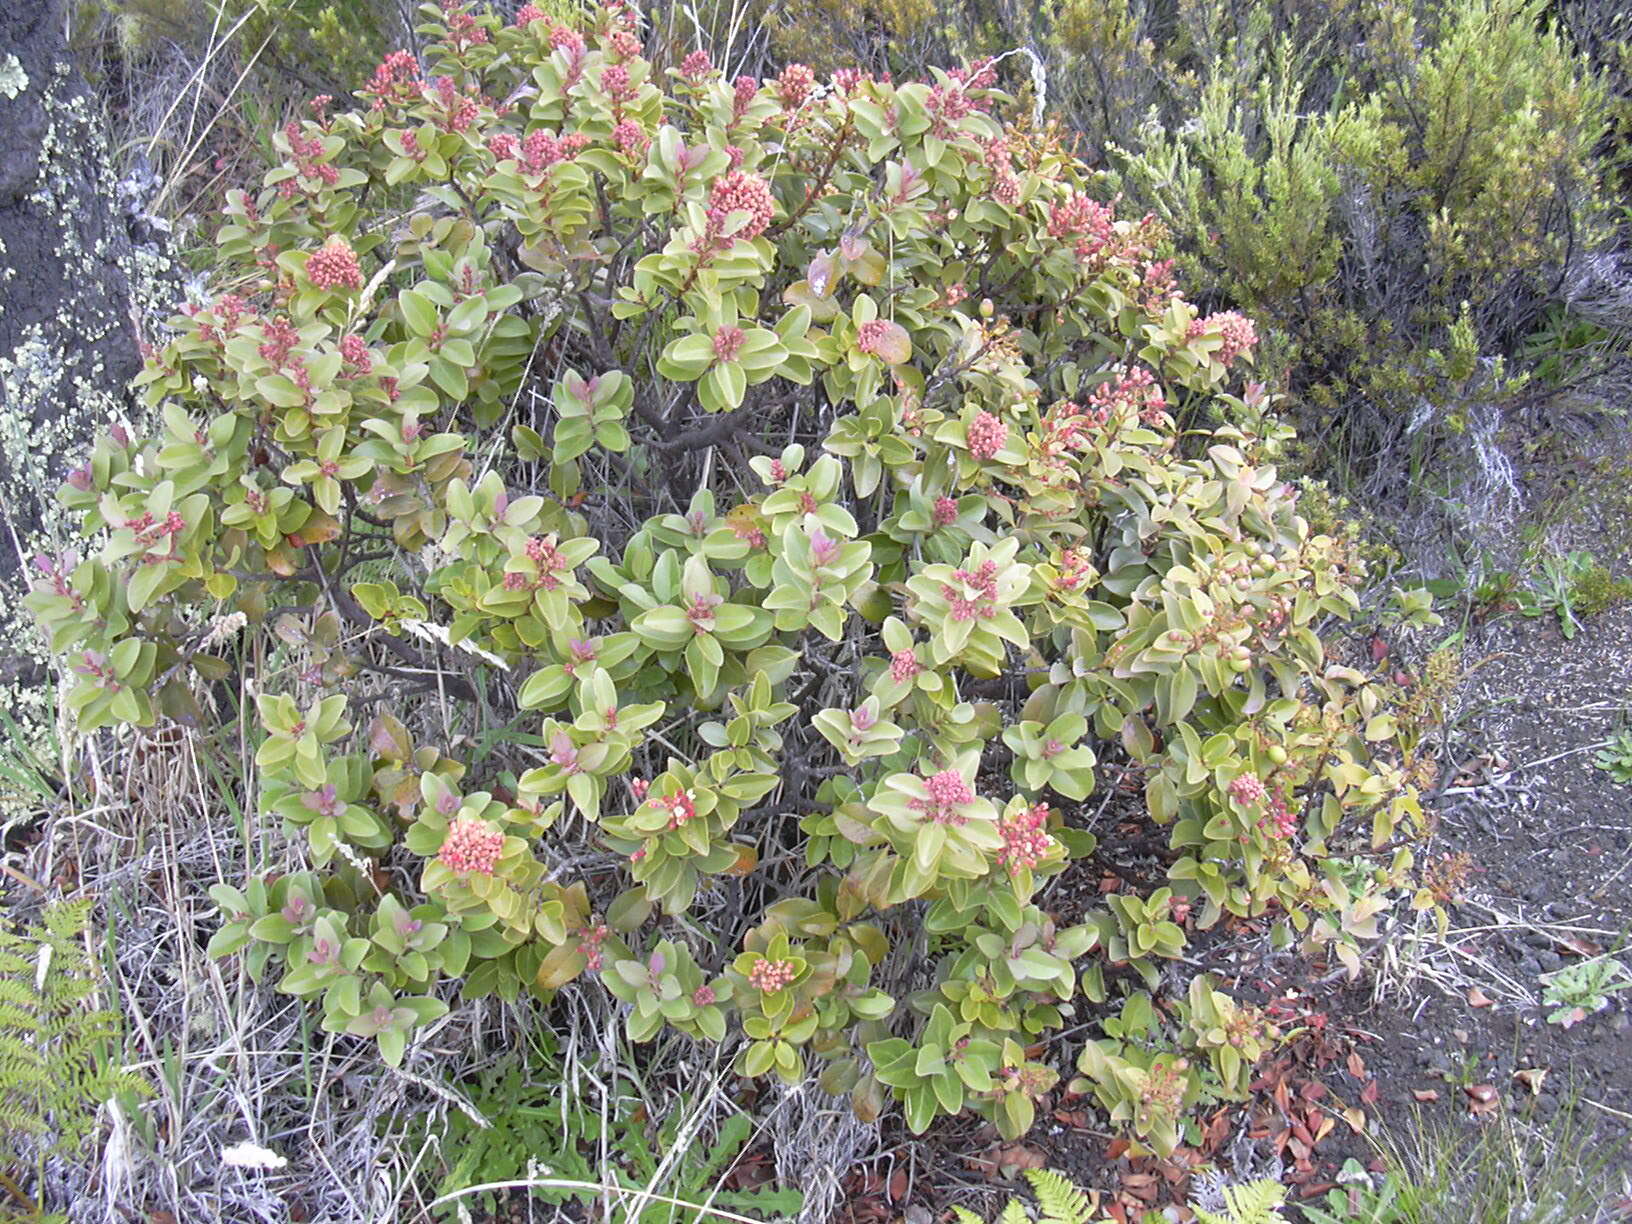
xmin=3 ymin=0 xmax=1517 ymax=1217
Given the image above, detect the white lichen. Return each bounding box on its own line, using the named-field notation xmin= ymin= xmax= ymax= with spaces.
xmin=0 ymin=55 xmax=27 ymax=100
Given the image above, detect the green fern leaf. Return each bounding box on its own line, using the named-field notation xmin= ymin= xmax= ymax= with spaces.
xmin=1024 ymin=1168 xmax=1096 ymax=1224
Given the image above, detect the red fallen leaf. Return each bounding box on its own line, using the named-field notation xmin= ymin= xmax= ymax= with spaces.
xmin=1555 ymin=935 xmax=1603 ymax=958
xmin=1361 ymin=1078 xmax=1381 ymax=1105
xmin=1298 ymin=1182 xmax=1338 ymax=1199
xmin=1288 ymin=1137 xmax=1311 ymax=1161
xmin=1299 ymin=1080 xmax=1328 ymax=1101
xmin=1370 ymin=635 xmax=1389 ymax=663
xmin=1393 ymin=670 xmax=1414 ymax=688
xmin=1346 ymin=1051 xmax=1366 ymax=1079
xmin=887 ymin=1168 xmax=908 ymax=1202
xmin=1106 ymin=1203 xmax=1129 ymax=1224
xmin=1053 ymin=1109 xmax=1091 ymax=1128
xmin=1466 ymin=986 xmax=1494 ymax=1008
xmin=1412 ymin=1088 xmax=1440 ymax=1102
xmin=1106 ymin=1138 xmax=1132 ymax=1161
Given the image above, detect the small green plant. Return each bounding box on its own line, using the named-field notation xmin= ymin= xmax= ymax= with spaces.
xmin=0 ymin=901 xmax=150 ymax=1218
xmin=1298 ymin=1158 xmax=1409 ymax=1224
xmin=1540 ymin=952 xmax=1631 ymax=1028
xmin=1592 ymin=730 xmax=1632 ymax=784
xmin=950 ymin=1167 xmax=1097 ymax=1224
xmin=423 ymin=1049 xmax=803 ymax=1221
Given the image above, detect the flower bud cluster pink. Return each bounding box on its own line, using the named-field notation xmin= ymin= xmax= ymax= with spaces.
xmin=307 ymin=236 xmax=363 ymax=291
xmin=996 ymin=802 xmax=1053 ymax=872
xmin=909 ymin=769 xmax=977 ymax=826
xmin=1228 ymin=774 xmax=1267 ymax=806
xmin=967 ymin=410 xmax=1007 ymax=459
xmin=438 ymin=816 xmax=505 ymax=875
xmin=748 ymin=957 xmax=796 ymax=993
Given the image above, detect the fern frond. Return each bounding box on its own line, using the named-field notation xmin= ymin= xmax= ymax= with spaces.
xmin=996 ymin=1202 xmax=1029 ymax=1224
xmin=1193 ymin=1178 xmax=1289 ymax=1224
xmin=1023 ymin=1168 xmax=1096 ymax=1224
xmin=949 ymin=1208 xmax=985 ymax=1224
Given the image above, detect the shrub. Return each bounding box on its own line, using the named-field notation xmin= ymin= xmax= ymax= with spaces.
xmin=27 ymin=0 xmax=1429 ymax=1152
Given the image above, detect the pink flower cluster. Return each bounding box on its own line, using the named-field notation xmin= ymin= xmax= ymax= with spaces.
xmin=513 ymin=2 xmax=548 ymax=23
xmin=983 ymin=137 xmax=1020 ymax=206
xmin=909 ymin=769 xmax=976 ymax=826
xmin=1260 ymin=793 xmax=1297 ymax=839
xmin=613 ymin=119 xmax=649 ymax=156
xmin=1048 ymin=192 xmax=1114 ymax=245
xmin=280 ymin=121 xmax=338 ymax=193
xmin=706 ymin=171 xmax=775 ymax=239
xmin=340 ymin=334 xmax=372 ymax=374
xmin=519 ymin=536 xmax=570 ymax=589
xmin=889 ymin=648 xmax=921 ymax=683
xmin=748 ymin=957 xmax=796 ymax=993
xmin=777 ymin=63 xmax=815 ymax=109
xmin=307 ymin=236 xmax=362 ymax=291
xmin=363 ymin=50 xmax=420 ymax=111
xmin=438 ymin=816 xmax=504 ymax=875
xmin=996 ymin=802 xmax=1053 ymax=872
xmin=654 ymin=790 xmax=696 ymax=829
xmin=581 ymin=923 xmax=610 ymax=972
xmin=1089 ymin=364 xmax=1166 ymax=427
xmin=680 ymin=50 xmax=713 ymax=81
xmin=1228 ymin=774 xmax=1266 ymax=806
xmin=942 ymin=559 xmax=999 ymax=622
xmin=967 ymin=411 xmax=1007 ymax=460
xmin=712 ymin=325 xmax=745 ymax=362
xmin=732 ymin=75 xmax=758 ymax=119
xmin=433 ymin=76 xmax=480 ymax=132
xmin=600 ymin=64 xmax=634 ymax=101
xmin=932 ymin=496 xmax=959 ymax=527
xmin=927 ymin=81 xmax=973 ymax=139
xmin=1188 ymin=311 xmax=1259 ymax=366
xmin=855 ymin=320 xmax=895 ymax=356
xmin=691 ymin=983 xmax=717 ymax=1006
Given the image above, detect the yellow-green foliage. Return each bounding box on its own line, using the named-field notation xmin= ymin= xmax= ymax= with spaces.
xmin=950 ymin=1168 xmax=1097 ymax=1224
xmin=0 ymin=901 xmax=148 ymax=1173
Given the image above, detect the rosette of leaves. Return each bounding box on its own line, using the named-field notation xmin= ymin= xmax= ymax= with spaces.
xmin=405 ymin=773 xmax=568 ymax=946
xmin=972 ymin=1039 xmax=1061 ymax=1140
xmin=812 ymin=696 xmax=906 ymax=765
xmin=1181 ymin=975 xmax=1281 ymax=1098
xmin=256 ymin=693 xmax=352 ymax=790
xmin=905 ymin=538 xmax=1035 ymax=675
xmin=600 ymin=755 xmax=778 ymax=914
xmin=696 ymin=670 xmax=800 ymax=773
xmin=264 ymin=752 xmax=393 ymax=865
xmin=1091 ymin=887 xmax=1189 ymax=990
xmin=867 ymin=1002 xmax=1002 ymax=1134
xmin=1001 ymin=713 xmax=1097 ymax=801
xmin=628 ymin=552 xmax=776 ymax=699
xmin=866 ymin=751 xmax=1004 ymax=900
xmin=1069 ymin=993 xmax=1201 ymax=1158
xmin=763 ymin=519 xmax=875 ymax=640
xmin=517 ymin=666 xmax=664 ymax=819
xmin=602 ymin=939 xmax=734 ymax=1043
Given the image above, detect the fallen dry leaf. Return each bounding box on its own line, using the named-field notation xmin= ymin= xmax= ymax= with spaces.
xmin=1466 ymin=986 xmax=1493 ymax=1008
xmin=1342 ymin=1107 xmax=1366 ymax=1134
xmin=1465 ymin=1084 xmax=1499 ymax=1115
xmin=1513 ymin=1067 xmax=1548 ymax=1096
xmin=1411 ymin=1088 xmax=1440 ymax=1102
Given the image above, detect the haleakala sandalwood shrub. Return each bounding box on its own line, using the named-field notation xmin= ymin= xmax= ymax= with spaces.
xmin=26 ymin=0 xmax=1434 ymax=1153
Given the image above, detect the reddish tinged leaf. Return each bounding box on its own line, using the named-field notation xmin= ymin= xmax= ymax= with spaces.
xmin=1361 ymin=1078 xmax=1380 ymax=1105
xmin=886 ymin=1168 xmax=908 ymax=1202
xmin=1346 ymin=1051 xmax=1366 ymax=1079
xmin=1106 ymin=1138 xmax=1131 ymax=1161
xmin=1412 ymin=1088 xmax=1440 ymax=1102
xmin=1370 ymin=635 xmax=1389 ymax=662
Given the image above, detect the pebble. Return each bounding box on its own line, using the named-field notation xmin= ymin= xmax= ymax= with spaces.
xmin=1537 ymin=950 xmax=1563 ymax=972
